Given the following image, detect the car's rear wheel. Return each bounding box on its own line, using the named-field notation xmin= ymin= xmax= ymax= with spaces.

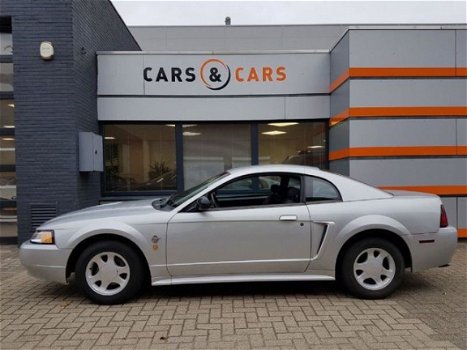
xmin=75 ymin=240 xmax=144 ymax=304
xmin=339 ymin=238 xmax=405 ymax=299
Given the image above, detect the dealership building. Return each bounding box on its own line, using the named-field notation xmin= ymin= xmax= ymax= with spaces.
xmin=0 ymin=0 xmax=466 ymax=243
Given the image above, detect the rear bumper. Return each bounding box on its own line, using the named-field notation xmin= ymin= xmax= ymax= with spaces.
xmin=408 ymin=226 xmax=458 ymax=272
xmin=19 ymin=241 xmax=71 ymax=284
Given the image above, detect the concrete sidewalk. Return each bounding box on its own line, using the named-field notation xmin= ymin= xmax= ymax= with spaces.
xmin=0 ymin=242 xmax=465 ymax=349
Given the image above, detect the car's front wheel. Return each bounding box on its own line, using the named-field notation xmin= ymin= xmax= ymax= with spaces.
xmin=75 ymin=240 xmax=145 ymax=304
xmin=339 ymin=238 xmax=405 ymax=299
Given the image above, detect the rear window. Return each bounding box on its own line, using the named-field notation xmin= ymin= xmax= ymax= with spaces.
xmin=305 ymin=176 xmax=341 ymax=202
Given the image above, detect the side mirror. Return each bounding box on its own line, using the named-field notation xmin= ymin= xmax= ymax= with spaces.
xmin=197 ymin=196 xmax=211 ymax=211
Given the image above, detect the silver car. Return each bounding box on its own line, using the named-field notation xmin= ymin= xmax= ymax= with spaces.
xmin=20 ymin=165 xmax=458 ymax=304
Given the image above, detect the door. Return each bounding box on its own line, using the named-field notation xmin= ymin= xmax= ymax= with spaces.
xmin=166 ymin=173 xmax=312 ymax=276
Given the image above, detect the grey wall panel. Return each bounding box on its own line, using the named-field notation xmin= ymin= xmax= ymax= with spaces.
xmin=285 ymin=96 xmax=329 ymax=120
xmin=349 ymin=119 xmax=458 ymax=147
xmin=223 ymin=26 xmax=284 ymax=39
xmin=456 ymin=30 xmax=467 ymax=67
xmin=166 ymin=38 xmax=227 ymax=51
xmin=348 ymin=158 xmax=467 ymax=186
xmin=350 ymin=79 xmax=467 ymax=107
xmin=329 ymin=159 xmax=349 ymax=175
xmin=349 ymin=30 xmax=456 ymax=67
xmin=98 ymin=96 xmax=287 ymax=121
xmin=329 ymin=120 xmax=349 ymax=152
xmin=441 ymin=197 xmax=458 ymax=229
xmin=330 ymin=80 xmax=349 ymax=116
xmin=330 ymin=32 xmax=349 ymax=82
xmin=457 ymin=119 xmax=467 ymax=145
xmin=130 ymin=25 xmax=349 ymax=51
xmin=98 ymin=55 xmax=144 ymax=95
xmin=458 ymin=198 xmax=467 ymax=229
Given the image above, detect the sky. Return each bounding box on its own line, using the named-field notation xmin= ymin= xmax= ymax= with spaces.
xmin=111 ymin=0 xmax=467 ymax=26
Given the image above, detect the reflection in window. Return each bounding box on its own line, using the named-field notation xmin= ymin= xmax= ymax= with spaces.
xmin=305 ymin=176 xmax=340 ymax=202
xmin=0 ymin=202 xmax=17 ymax=238
xmin=0 ymin=100 xmax=15 ymax=128
xmin=104 ymin=125 xmax=176 ymax=192
xmin=183 ymin=124 xmax=251 ymax=189
xmin=0 ymin=63 xmax=13 ymax=92
xmin=259 ymin=122 xmax=326 ymax=168
xmin=0 ymin=172 xmax=16 ymax=200
xmin=0 ymin=136 xmax=15 ymax=165
xmin=0 ymin=32 xmax=12 ymax=55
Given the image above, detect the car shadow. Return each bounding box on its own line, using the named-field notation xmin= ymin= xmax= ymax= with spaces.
xmin=142 ymin=280 xmax=344 ymax=299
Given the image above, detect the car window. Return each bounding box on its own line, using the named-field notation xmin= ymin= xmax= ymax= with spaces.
xmin=305 ymin=176 xmax=340 ymax=202
xmin=156 ymin=172 xmax=229 ymax=209
xmin=212 ymin=173 xmax=301 ymax=209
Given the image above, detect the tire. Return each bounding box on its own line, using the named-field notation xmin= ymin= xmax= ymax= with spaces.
xmin=339 ymin=238 xmax=405 ymax=299
xmin=75 ymin=240 xmax=145 ymax=305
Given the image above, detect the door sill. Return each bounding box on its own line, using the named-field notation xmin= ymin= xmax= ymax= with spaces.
xmin=152 ymin=273 xmax=334 ymax=286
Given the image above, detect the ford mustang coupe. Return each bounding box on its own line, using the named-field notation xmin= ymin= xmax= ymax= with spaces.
xmin=20 ymin=165 xmax=457 ymax=304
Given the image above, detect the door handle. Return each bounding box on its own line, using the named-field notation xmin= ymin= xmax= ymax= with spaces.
xmin=279 ymin=215 xmax=297 ymax=221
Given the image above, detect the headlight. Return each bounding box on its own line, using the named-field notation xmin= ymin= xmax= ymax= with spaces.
xmin=30 ymin=230 xmax=55 ymax=244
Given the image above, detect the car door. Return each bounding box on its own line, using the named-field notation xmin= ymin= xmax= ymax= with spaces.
xmin=166 ymin=173 xmax=312 ymax=276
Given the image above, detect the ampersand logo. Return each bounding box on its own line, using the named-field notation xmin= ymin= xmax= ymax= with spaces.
xmin=200 ymin=58 xmax=231 ymax=90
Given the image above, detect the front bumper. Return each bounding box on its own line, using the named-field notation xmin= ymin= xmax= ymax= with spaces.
xmin=19 ymin=241 xmax=71 ymax=284
xmin=408 ymin=226 xmax=458 ymax=272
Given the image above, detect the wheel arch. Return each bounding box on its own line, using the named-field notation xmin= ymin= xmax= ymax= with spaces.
xmin=335 ymin=229 xmax=412 ymax=275
xmin=66 ymin=234 xmax=151 ymax=284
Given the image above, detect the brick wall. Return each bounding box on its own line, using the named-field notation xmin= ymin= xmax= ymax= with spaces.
xmin=0 ymin=0 xmax=140 ymax=243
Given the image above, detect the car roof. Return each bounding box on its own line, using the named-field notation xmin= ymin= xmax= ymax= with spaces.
xmin=226 ymin=164 xmax=319 ymax=176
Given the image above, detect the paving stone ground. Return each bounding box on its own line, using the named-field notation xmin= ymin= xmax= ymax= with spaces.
xmin=0 ymin=242 xmax=466 ymax=350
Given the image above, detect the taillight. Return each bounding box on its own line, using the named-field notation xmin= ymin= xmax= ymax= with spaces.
xmin=440 ymin=205 xmax=448 ymax=228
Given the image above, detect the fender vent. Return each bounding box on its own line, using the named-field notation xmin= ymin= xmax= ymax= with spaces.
xmin=31 ymin=204 xmax=57 ymax=231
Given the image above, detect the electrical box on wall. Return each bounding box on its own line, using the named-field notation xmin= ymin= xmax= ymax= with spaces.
xmin=79 ymin=132 xmax=103 ymax=172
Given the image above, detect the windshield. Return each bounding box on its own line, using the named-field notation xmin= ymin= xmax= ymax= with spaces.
xmin=154 ymin=172 xmax=229 ymax=209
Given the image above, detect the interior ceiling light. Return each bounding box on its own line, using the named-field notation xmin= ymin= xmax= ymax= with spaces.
xmin=307 ymin=145 xmax=324 ymax=149
xmin=267 ymin=122 xmax=298 ymax=127
xmin=183 ymin=132 xmax=201 ymax=136
xmin=104 ymin=136 xmax=115 ymax=140
xmin=166 ymin=124 xmax=198 ymax=128
xmin=7 ymin=103 xmax=14 ymax=108
xmin=262 ymin=130 xmax=287 ymax=136
xmin=2 ymin=137 xmax=15 ymax=141
xmin=2 ymin=125 xmax=15 ymax=128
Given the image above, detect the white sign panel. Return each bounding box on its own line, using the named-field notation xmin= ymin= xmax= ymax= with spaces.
xmin=98 ymin=53 xmax=329 ymax=96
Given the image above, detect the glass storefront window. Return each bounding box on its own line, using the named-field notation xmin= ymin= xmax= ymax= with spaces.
xmin=0 ymin=33 xmax=13 ymax=55
xmin=104 ymin=124 xmax=177 ymax=192
xmin=102 ymin=121 xmax=327 ymax=195
xmin=0 ymin=136 xmax=15 ymax=165
xmin=259 ymin=122 xmax=326 ymax=168
xmin=183 ymin=124 xmax=251 ymax=188
xmin=0 ymin=99 xmax=15 ymax=128
xmin=0 ymin=63 xmax=13 ymax=91
xmin=0 ymin=171 xmax=16 ymax=200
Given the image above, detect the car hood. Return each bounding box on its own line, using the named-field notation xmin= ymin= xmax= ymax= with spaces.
xmin=43 ymin=198 xmax=167 ymax=228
